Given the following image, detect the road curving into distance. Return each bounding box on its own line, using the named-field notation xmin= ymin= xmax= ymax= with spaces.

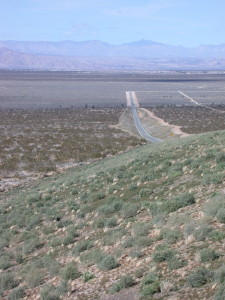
xmin=126 ymin=91 xmax=163 ymax=143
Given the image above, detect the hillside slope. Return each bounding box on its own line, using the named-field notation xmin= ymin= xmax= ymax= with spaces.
xmin=1 ymin=130 xmax=225 ymax=300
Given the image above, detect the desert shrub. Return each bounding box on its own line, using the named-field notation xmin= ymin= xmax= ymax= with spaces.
xmin=23 ymin=237 xmax=43 ymax=254
xmin=162 ymin=193 xmax=195 ymax=213
xmin=139 ymin=188 xmax=152 ymax=198
xmin=109 ymin=275 xmax=135 ymax=293
xmin=62 ymin=262 xmax=81 ymax=281
xmin=72 ymin=240 xmax=94 ymax=254
xmin=50 ymin=237 xmax=63 ymax=248
xmin=201 ymin=173 xmax=224 ymax=185
xmin=183 ymin=221 xmax=196 ymax=238
xmin=204 ymin=195 xmax=225 ymax=217
xmin=102 ymin=228 xmax=127 ymax=246
xmin=214 ymin=285 xmax=225 ymax=300
xmin=40 ymin=285 xmax=61 ymax=300
xmin=25 ymin=268 xmax=44 ymax=288
xmin=199 ymin=248 xmax=221 ymax=263
xmin=193 ymin=225 xmax=214 ymax=241
xmin=27 ymin=193 xmax=41 ymax=204
xmin=26 ymin=215 xmax=42 ymax=230
xmin=209 ymin=230 xmax=225 ymax=242
xmin=98 ymin=204 xmax=115 ymax=216
xmin=80 ymin=248 xmax=104 ymax=266
xmin=215 ymin=265 xmax=225 ymax=284
xmin=0 ymin=273 xmax=18 ymax=294
xmin=92 ymin=192 xmax=106 ymax=202
xmin=94 ymin=218 xmax=105 ymax=228
xmin=129 ymin=248 xmax=144 ymax=258
xmin=135 ymin=237 xmax=152 ymax=248
xmin=153 ymin=247 xmax=176 ymax=263
xmin=105 ymin=217 xmax=117 ymax=228
xmin=216 ymin=209 xmax=225 ymax=224
xmin=187 ymin=267 xmax=213 ymax=287
xmin=128 ymin=183 xmax=137 ymax=191
xmin=98 ymin=255 xmax=119 ymax=271
xmin=122 ymin=237 xmax=134 ymax=248
xmin=167 ymin=257 xmax=187 ymax=270
xmin=216 ymin=153 xmax=225 ymax=163
xmin=63 ymin=227 xmax=79 ymax=246
xmin=121 ymin=203 xmax=140 ymax=219
xmin=160 ymin=228 xmax=182 ymax=244
xmin=0 ymin=256 xmax=13 ymax=270
xmin=133 ymin=222 xmax=152 ymax=236
xmin=83 ymin=272 xmax=95 ymax=282
xmin=140 ymin=272 xmax=160 ymax=297
xmin=8 ymin=286 xmax=26 ymax=300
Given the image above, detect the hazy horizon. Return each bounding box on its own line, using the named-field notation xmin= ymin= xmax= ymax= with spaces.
xmin=1 ymin=0 xmax=225 ymax=47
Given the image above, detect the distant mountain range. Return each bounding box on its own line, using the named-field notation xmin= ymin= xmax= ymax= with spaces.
xmin=0 ymin=40 xmax=225 ymax=70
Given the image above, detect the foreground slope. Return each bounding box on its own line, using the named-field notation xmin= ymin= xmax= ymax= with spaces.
xmin=1 ymin=130 xmax=225 ymax=300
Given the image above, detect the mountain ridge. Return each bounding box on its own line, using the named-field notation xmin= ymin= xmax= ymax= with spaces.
xmin=1 ymin=39 xmax=225 ymax=70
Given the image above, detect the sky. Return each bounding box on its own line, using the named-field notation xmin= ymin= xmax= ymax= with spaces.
xmin=1 ymin=0 xmax=225 ymax=47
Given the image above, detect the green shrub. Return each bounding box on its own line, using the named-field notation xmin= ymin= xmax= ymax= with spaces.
xmin=129 ymin=248 xmax=144 ymax=258
xmin=135 ymin=237 xmax=152 ymax=248
xmin=83 ymin=272 xmax=95 ymax=282
xmin=0 ymin=273 xmax=18 ymax=294
xmin=139 ymin=188 xmax=152 ymax=198
xmin=25 ymin=268 xmax=44 ymax=288
xmin=160 ymin=228 xmax=182 ymax=244
xmin=8 ymin=286 xmax=26 ymax=300
xmin=122 ymin=237 xmax=134 ymax=248
xmin=140 ymin=272 xmax=160 ymax=297
xmin=167 ymin=257 xmax=187 ymax=270
xmin=215 ymin=265 xmax=225 ymax=284
xmin=105 ymin=217 xmax=118 ymax=228
xmin=62 ymin=262 xmax=81 ymax=281
xmin=72 ymin=240 xmax=94 ymax=254
xmin=23 ymin=237 xmax=43 ymax=254
xmin=163 ymin=193 xmax=195 ymax=213
xmin=187 ymin=267 xmax=213 ymax=287
xmin=98 ymin=255 xmax=119 ymax=271
xmin=199 ymin=248 xmax=221 ymax=263
xmin=109 ymin=275 xmax=135 ymax=294
xmin=94 ymin=218 xmax=105 ymax=228
xmin=40 ymin=285 xmax=61 ymax=300
xmin=214 ymin=285 xmax=225 ymax=300
xmin=133 ymin=222 xmax=152 ymax=236
xmin=216 ymin=209 xmax=225 ymax=224
xmin=194 ymin=225 xmax=214 ymax=241
xmin=201 ymin=173 xmax=224 ymax=185
xmin=121 ymin=203 xmax=140 ymax=219
xmin=153 ymin=248 xmax=176 ymax=263
xmin=80 ymin=248 xmax=104 ymax=266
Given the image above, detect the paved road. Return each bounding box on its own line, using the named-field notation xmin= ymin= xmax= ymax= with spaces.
xmin=127 ymin=91 xmax=163 ymax=143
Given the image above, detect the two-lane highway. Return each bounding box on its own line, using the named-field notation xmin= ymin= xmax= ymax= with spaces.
xmin=126 ymin=91 xmax=163 ymax=143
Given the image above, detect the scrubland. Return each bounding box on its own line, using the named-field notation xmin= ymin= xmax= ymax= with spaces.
xmin=1 ymin=129 xmax=225 ymax=299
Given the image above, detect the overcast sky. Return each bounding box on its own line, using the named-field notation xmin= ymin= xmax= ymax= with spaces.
xmin=1 ymin=0 xmax=225 ymax=46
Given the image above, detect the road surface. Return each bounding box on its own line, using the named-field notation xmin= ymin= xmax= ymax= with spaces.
xmin=126 ymin=91 xmax=163 ymax=143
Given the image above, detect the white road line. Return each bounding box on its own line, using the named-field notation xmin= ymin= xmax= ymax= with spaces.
xmin=178 ymin=91 xmax=200 ymax=105
xmin=125 ymin=91 xmax=131 ymax=107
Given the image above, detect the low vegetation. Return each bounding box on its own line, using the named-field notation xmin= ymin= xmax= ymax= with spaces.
xmin=1 ymin=126 xmax=225 ymax=299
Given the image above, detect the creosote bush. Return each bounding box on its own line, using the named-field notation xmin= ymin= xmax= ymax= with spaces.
xmin=187 ymin=267 xmax=213 ymax=287
xmin=62 ymin=263 xmax=81 ymax=281
xmin=109 ymin=275 xmax=135 ymax=294
xmin=140 ymin=272 xmax=161 ymax=297
xmin=97 ymin=255 xmax=119 ymax=271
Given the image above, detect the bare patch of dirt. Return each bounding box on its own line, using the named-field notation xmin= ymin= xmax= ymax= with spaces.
xmin=99 ymin=287 xmax=139 ymax=300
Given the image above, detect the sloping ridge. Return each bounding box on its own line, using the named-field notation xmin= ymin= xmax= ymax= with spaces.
xmin=1 ymin=130 xmax=225 ymax=300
